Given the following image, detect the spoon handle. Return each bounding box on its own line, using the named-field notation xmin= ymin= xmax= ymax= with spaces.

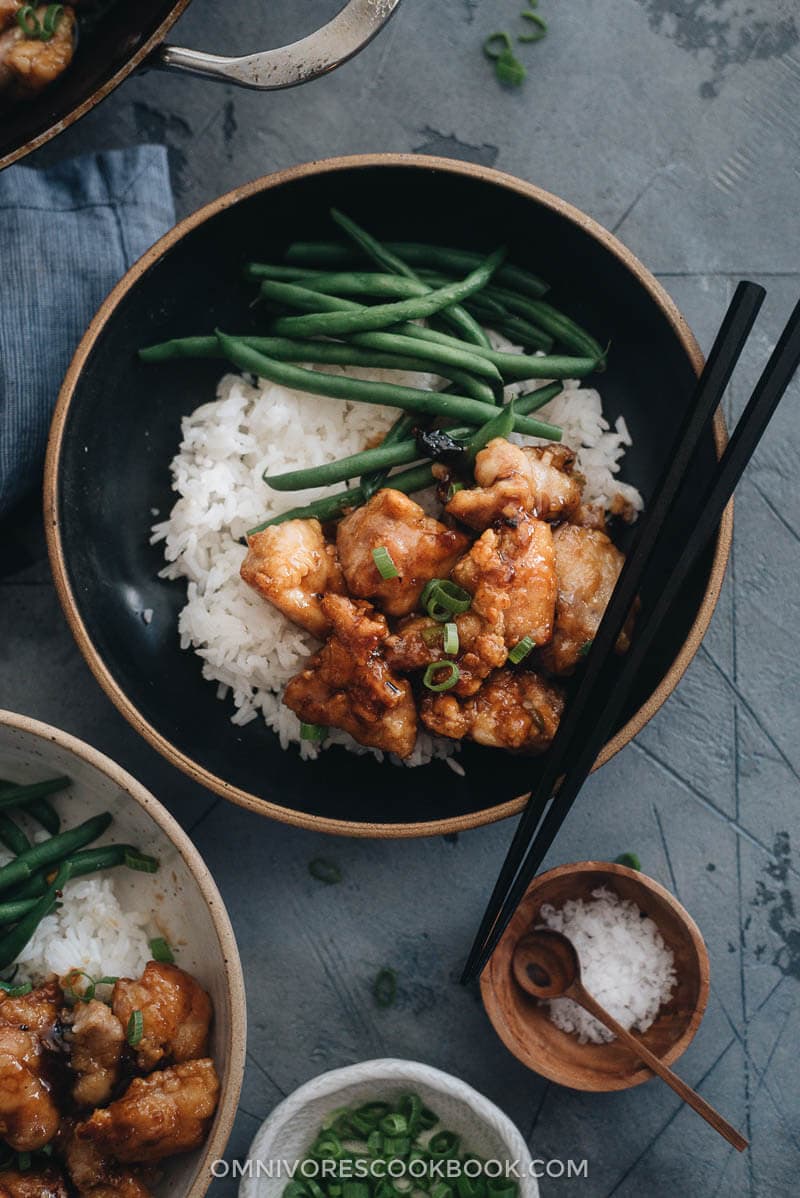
xmin=572 ymin=983 xmax=748 ymax=1152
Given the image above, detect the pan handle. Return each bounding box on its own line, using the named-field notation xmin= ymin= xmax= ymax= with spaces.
xmin=150 ymin=0 xmax=402 ymax=89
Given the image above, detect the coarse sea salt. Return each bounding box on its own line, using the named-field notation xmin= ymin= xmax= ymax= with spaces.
xmin=537 ymin=886 xmax=676 ymax=1044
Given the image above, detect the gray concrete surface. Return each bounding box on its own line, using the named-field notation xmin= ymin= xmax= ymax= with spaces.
xmin=3 ymin=1 xmax=800 ymax=1194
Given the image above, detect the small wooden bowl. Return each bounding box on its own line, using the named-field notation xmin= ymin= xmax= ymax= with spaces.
xmin=480 ymin=862 xmax=710 ymax=1092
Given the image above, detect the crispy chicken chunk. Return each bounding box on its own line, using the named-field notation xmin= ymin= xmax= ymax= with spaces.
xmin=451 ymin=514 xmax=557 ymax=649
xmin=0 ymin=1168 xmax=69 ymax=1198
xmin=0 ymin=977 xmax=61 ymax=1036
xmin=284 ymin=594 xmax=418 ymax=757
xmin=112 ymin=962 xmax=212 ymax=1073
xmin=0 ymin=5 xmax=75 ymax=96
xmin=62 ymin=1129 xmax=154 ymax=1198
xmin=420 ymin=668 xmax=564 ymax=753
xmin=0 ymin=1026 xmax=60 ymax=1150
xmin=537 ymin=523 xmax=633 ymax=676
xmin=446 ymin=439 xmax=584 ymax=529
xmin=75 ymin=1059 xmax=220 ymax=1166
xmin=384 ymin=611 xmax=507 ymax=697
xmin=241 ymin=518 xmax=345 ymax=638
xmin=336 ymin=489 xmax=469 ymax=617
xmin=67 ymin=999 xmax=125 ymax=1109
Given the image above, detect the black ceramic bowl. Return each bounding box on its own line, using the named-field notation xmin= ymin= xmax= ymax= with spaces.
xmin=45 ymin=155 xmax=730 ymax=837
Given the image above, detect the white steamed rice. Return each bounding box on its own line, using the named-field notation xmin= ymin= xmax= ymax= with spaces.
xmin=152 ymin=350 xmax=642 ymax=766
xmin=537 ymin=886 xmax=676 ymax=1044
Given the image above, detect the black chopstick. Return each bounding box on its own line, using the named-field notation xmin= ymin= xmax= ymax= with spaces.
xmin=463 ymin=287 xmax=800 ymax=983
xmin=460 ymin=281 xmax=765 ymax=984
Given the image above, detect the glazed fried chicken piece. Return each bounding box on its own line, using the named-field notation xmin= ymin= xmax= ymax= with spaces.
xmin=284 ymin=594 xmax=418 ymax=757
xmin=537 ymin=523 xmax=634 ymax=676
xmin=66 ymin=998 xmax=125 ymax=1109
xmin=75 ymin=1059 xmax=220 ymax=1166
xmin=420 ymin=668 xmax=565 ymax=753
xmin=0 ymin=1026 xmax=60 ymax=1150
xmin=62 ymin=1129 xmax=154 ymax=1198
xmin=112 ymin=962 xmax=212 ymax=1072
xmin=0 ymin=977 xmax=61 ymax=1036
xmin=451 ymin=514 xmax=557 ymax=649
xmin=384 ymin=611 xmax=507 ymax=697
xmin=446 ymin=438 xmax=584 ymax=529
xmin=241 ymin=518 xmax=345 ymax=638
xmin=0 ymin=5 xmax=75 ymax=96
xmin=0 ymin=1168 xmax=69 ymax=1198
xmin=336 ymin=489 xmax=469 ymax=617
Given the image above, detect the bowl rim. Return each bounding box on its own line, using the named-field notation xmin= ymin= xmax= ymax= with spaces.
xmin=239 ymin=1057 xmax=538 ymax=1198
xmin=43 ymin=151 xmax=733 ymax=839
xmin=479 ymin=860 xmax=711 ymax=1092
xmin=0 ymin=707 xmax=247 ymax=1197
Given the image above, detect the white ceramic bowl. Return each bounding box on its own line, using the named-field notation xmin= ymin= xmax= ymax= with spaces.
xmin=240 ymin=1059 xmax=538 ymax=1198
xmin=0 ymin=709 xmax=247 ymax=1198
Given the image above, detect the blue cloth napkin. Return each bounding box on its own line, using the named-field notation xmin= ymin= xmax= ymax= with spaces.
xmin=0 ymin=145 xmax=175 ymax=518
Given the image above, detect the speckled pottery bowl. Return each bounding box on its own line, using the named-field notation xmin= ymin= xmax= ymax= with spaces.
xmin=0 ymin=709 xmax=246 ymax=1198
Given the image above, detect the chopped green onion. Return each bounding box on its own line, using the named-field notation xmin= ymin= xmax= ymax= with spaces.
xmin=423 ymin=662 xmax=461 ymax=692
xmin=373 ymin=966 xmax=397 ymax=1008
xmin=123 ymin=849 xmax=159 ymax=874
xmin=16 ymin=5 xmax=40 ymax=35
xmin=41 ymin=3 xmax=63 ymax=38
xmin=578 ymin=639 xmax=594 ymax=657
xmin=443 ymin=622 xmax=459 ymax=656
xmin=483 ymin=33 xmax=527 ymax=86
xmin=508 ymin=635 xmax=536 ymax=664
xmin=149 ymin=937 xmax=175 ymax=964
xmin=372 ymin=545 xmax=400 ymax=580
xmin=300 ymin=722 xmax=327 ymax=742
xmin=0 ymin=980 xmax=32 ymax=998
xmin=519 ymin=9 xmax=548 ymax=42
xmin=127 ymin=1009 xmax=144 ymax=1047
xmin=380 ymin=1112 xmax=408 ymax=1136
xmin=447 ymin=482 xmax=464 ymax=500
xmin=614 ymin=852 xmax=642 ymax=871
xmin=16 ymin=3 xmax=62 ymax=39
xmin=64 ymin=969 xmax=119 ymax=1003
xmin=429 ymin=1130 xmax=461 ymax=1158
xmin=309 ymin=857 xmax=342 ymax=885
xmin=421 ymin=578 xmax=472 ymax=621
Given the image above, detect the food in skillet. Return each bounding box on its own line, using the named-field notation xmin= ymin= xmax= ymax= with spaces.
xmin=143 ymin=212 xmax=642 ymax=768
xmin=0 ymin=2 xmax=77 ymax=99
xmin=0 ymin=777 xmax=220 ymax=1194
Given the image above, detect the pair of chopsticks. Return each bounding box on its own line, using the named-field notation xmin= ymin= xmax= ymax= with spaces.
xmin=462 ymin=281 xmax=800 ymax=984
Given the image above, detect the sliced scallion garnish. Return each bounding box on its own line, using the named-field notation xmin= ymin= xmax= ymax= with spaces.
xmin=443 ymin=622 xmax=459 ymax=656
xmin=149 ymin=937 xmax=175 ymax=964
xmin=423 ymin=661 xmax=461 ymax=692
xmin=373 ymin=967 xmax=397 ymax=1009
xmin=123 ymin=849 xmax=159 ymax=874
xmin=301 ymin=722 xmax=327 ymax=742
xmin=127 ymin=1008 xmax=144 ymax=1047
xmin=614 ymin=852 xmax=642 ymax=871
xmin=0 ymin=980 xmax=32 ymax=998
xmin=421 ymin=579 xmax=472 ymax=622
xmin=309 ymin=858 xmax=342 ymax=885
xmin=372 ymin=545 xmax=399 ymax=580
xmin=508 ymin=635 xmax=536 ymax=664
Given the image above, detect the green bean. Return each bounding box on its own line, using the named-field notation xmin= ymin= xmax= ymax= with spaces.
xmin=269 ymin=248 xmax=506 ymax=339
xmin=0 ymin=896 xmax=39 ymax=926
xmin=9 ymin=843 xmax=142 ymax=900
xmin=216 ymin=333 xmax=561 ymax=439
xmin=0 ymin=777 xmax=70 ymax=814
xmin=26 ymin=798 xmax=59 ymax=836
xmin=283 ymin=241 xmax=550 ymax=298
xmin=482 ymin=283 xmax=605 ymax=361
xmin=330 ymin=209 xmax=491 ymax=348
xmin=360 ymin=413 xmax=417 ymax=501
xmin=0 ymin=867 xmax=66 ymax=971
xmin=139 ymin=329 xmax=499 ymax=405
xmin=0 ymin=816 xmax=30 ymax=857
xmin=491 ymin=314 xmax=562 ymax=353
xmin=265 ymin=440 xmax=425 ymax=491
xmin=514 ymin=380 xmax=562 ymax=414
xmin=0 ymin=813 xmax=112 ymax=896
xmin=466 ymin=401 xmax=515 ymax=462
xmin=252 ymin=277 xmax=591 ymax=380
xmin=248 ymin=463 xmax=436 ymax=535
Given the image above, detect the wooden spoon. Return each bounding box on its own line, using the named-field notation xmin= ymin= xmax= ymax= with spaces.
xmin=512 ymin=929 xmax=748 ymax=1152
